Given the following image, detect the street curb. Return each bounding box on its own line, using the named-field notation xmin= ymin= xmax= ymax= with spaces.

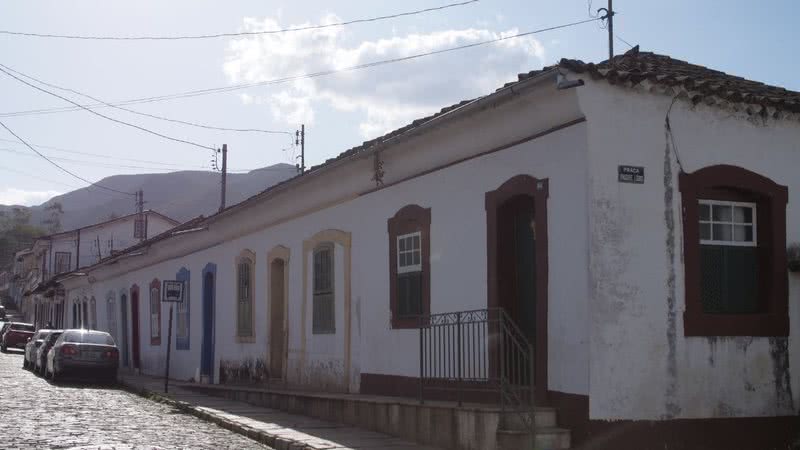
xmin=118 ymin=378 xmax=316 ymax=450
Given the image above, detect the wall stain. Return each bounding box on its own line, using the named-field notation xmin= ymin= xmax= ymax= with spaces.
xmin=663 ymin=126 xmax=681 ymax=419
xmin=707 ymin=337 xmax=717 ymax=367
xmin=219 ymin=357 xmax=269 ymax=385
xmin=768 ymin=337 xmax=795 ymax=413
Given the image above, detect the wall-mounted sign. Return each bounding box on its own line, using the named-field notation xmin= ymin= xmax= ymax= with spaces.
xmin=618 ymin=165 xmax=645 ymax=184
xmin=162 ymin=280 xmax=184 ymax=302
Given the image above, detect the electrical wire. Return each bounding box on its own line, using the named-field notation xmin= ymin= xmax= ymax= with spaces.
xmin=615 ymin=34 xmax=635 ymax=49
xmin=1 ymin=18 xmax=602 ymax=118
xmin=0 ymin=147 xmax=207 ymax=171
xmin=0 ymin=165 xmax=84 ymax=190
xmin=0 ymin=63 xmax=292 ymax=136
xmin=0 ymin=0 xmax=478 ymax=41
xmin=0 ymin=120 xmax=136 ymax=196
xmin=0 ymin=137 xmax=208 ymax=168
xmin=0 ymin=65 xmax=216 ymax=151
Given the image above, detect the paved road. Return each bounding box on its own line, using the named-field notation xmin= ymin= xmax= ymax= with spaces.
xmin=0 ymin=350 xmax=271 ymax=449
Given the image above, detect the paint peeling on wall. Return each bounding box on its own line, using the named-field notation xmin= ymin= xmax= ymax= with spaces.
xmin=219 ymin=357 xmax=269 ymax=385
xmin=300 ymin=359 xmax=346 ymax=392
xmin=768 ymin=337 xmax=795 ymax=412
xmin=662 ymin=126 xmax=681 ymax=419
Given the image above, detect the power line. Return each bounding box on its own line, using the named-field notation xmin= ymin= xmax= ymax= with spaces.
xmin=0 ymin=65 xmax=216 ymax=151
xmin=0 ymin=120 xmax=136 ymax=196
xmin=0 ymin=18 xmax=602 ymax=118
xmin=0 ymin=147 xmax=206 ymax=171
xmin=0 ymin=165 xmax=84 ymax=190
xmin=0 ymin=137 xmax=208 ymax=168
xmin=0 ymin=63 xmax=292 ymax=136
xmin=0 ymin=1 xmax=478 ymax=41
xmin=615 ymin=33 xmax=635 ymax=49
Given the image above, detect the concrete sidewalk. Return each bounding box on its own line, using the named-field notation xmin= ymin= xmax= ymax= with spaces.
xmin=118 ymin=373 xmax=439 ymax=450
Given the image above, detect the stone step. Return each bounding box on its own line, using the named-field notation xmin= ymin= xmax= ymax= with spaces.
xmin=496 ymin=427 xmax=571 ymax=450
xmin=500 ymin=407 xmax=558 ymax=430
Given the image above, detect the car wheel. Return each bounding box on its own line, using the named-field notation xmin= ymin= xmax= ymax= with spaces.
xmin=22 ymin=359 xmax=27 ymax=369
xmin=51 ymin=368 xmax=59 ymax=382
xmin=1 ymin=344 xmax=6 ymax=353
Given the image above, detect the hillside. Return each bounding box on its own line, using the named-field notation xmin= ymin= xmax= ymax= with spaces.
xmin=0 ymin=163 xmax=297 ymax=231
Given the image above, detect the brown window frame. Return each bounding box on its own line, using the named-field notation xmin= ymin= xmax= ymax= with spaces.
xmin=388 ymin=205 xmax=431 ymax=329
xmin=312 ymin=243 xmax=336 ymax=334
xmin=680 ymin=165 xmax=788 ymax=337
xmin=54 ymin=252 xmax=71 ymax=275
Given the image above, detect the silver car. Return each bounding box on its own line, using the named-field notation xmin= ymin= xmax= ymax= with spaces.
xmin=46 ymin=329 xmax=119 ymax=383
xmin=34 ymin=330 xmax=63 ymax=375
xmin=23 ymin=329 xmax=52 ymax=370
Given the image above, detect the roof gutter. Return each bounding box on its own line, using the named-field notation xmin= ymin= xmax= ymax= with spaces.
xmin=207 ymin=68 xmax=560 ymax=224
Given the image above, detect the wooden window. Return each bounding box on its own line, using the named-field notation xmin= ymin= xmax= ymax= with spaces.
xmin=312 ymin=243 xmax=335 ymax=334
xmin=150 ymin=279 xmax=161 ymax=345
xmin=54 ymin=252 xmax=71 ymax=274
xmin=388 ymin=205 xmax=431 ymax=329
xmin=680 ymin=165 xmax=788 ymax=336
xmin=236 ymin=255 xmax=254 ymax=338
xmin=134 ymin=218 xmax=147 ymax=239
xmin=176 ymin=268 xmax=190 ymax=350
xmin=397 ymin=232 xmax=423 ymax=317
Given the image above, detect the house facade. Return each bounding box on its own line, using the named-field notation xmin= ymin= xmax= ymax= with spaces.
xmin=24 ymin=210 xmax=179 ymax=329
xmin=57 ymin=50 xmax=798 ymax=449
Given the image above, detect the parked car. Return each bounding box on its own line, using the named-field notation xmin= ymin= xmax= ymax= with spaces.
xmin=0 ymin=322 xmax=35 ymax=352
xmin=0 ymin=321 xmax=10 ymax=341
xmin=34 ymin=330 xmax=63 ymax=375
xmin=0 ymin=305 xmax=6 ymax=320
xmin=46 ymin=329 xmax=119 ymax=383
xmin=23 ymin=329 xmax=52 ymax=369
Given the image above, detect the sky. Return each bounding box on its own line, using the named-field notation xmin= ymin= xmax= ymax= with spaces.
xmin=1 ymin=0 xmax=798 ymax=206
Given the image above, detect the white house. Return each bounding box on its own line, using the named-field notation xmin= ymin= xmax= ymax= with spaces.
xmin=57 ymin=49 xmax=799 ymax=449
xmin=28 ymin=210 xmax=179 ymax=329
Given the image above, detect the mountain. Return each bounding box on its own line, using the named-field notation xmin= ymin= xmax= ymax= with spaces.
xmin=1 ymin=163 xmax=298 ymax=231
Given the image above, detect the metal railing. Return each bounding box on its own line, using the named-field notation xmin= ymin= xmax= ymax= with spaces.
xmin=418 ymin=307 xmax=534 ymax=414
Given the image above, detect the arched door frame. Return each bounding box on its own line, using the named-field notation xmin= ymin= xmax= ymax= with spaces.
xmin=267 ymin=245 xmax=290 ymax=381
xmin=485 ymin=174 xmax=549 ymax=404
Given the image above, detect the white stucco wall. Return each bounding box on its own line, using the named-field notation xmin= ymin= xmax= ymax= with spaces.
xmin=577 ymin=79 xmax=800 ymax=420
xmin=62 ymin=80 xmax=593 ymax=396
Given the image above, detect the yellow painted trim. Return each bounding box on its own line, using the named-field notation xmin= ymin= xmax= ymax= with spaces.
xmin=267 ymin=245 xmax=290 ymax=380
xmin=302 ymin=229 xmax=352 ymax=392
xmin=234 ymin=249 xmax=256 ymax=342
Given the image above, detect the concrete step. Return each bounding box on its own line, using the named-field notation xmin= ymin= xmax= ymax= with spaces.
xmin=497 ymin=427 xmax=571 ymax=450
xmin=500 ymin=407 xmax=558 ymax=430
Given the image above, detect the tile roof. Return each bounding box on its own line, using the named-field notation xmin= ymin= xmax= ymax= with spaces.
xmin=56 ymin=48 xmax=800 ymax=279
xmin=557 ymin=46 xmax=800 ymax=118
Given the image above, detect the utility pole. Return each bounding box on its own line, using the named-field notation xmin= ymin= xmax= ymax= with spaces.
xmin=296 ymin=124 xmax=305 ymax=174
xmin=136 ymin=189 xmax=146 ymax=242
xmin=219 ymin=144 xmax=228 ymax=212
xmin=598 ymin=0 xmax=615 ymax=61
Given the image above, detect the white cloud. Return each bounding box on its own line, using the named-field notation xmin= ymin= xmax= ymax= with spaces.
xmin=224 ymin=17 xmax=546 ymax=138
xmin=0 ymin=188 xmax=61 ymax=206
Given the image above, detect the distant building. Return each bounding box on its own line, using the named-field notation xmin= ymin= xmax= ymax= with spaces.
xmin=21 ymin=210 xmax=179 ymax=328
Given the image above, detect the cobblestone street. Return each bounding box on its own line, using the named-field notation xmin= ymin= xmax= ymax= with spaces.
xmin=0 ymin=350 xmax=270 ymax=449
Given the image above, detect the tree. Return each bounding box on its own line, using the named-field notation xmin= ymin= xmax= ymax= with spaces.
xmin=11 ymin=207 xmax=30 ymax=227
xmin=42 ymin=202 xmax=64 ymax=234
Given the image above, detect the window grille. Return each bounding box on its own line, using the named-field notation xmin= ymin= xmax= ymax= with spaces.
xmin=312 ymin=244 xmax=335 ymax=334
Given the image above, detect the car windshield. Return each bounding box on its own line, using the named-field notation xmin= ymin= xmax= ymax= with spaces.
xmin=62 ymin=331 xmax=83 ymax=343
xmin=11 ymin=323 xmax=34 ymax=332
xmin=82 ymin=332 xmax=115 ymax=345
xmin=47 ymin=332 xmax=63 ymax=343
xmin=37 ymin=331 xmax=51 ymax=340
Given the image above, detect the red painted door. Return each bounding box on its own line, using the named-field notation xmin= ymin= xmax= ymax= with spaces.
xmin=131 ymin=286 xmax=141 ymax=370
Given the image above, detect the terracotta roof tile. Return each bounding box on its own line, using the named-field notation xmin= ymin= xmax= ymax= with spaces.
xmin=560 ymin=47 xmax=800 ymax=115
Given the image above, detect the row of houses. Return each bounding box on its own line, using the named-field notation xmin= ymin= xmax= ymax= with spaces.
xmin=15 ymin=49 xmax=800 ymax=448
xmin=9 ymin=211 xmax=179 ymax=328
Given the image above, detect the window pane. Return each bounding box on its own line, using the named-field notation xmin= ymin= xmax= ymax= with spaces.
xmin=700 ymin=223 xmax=711 ymax=241
xmin=399 ymin=238 xmax=406 ymax=252
xmin=412 ymin=234 xmax=420 ymax=249
xmin=733 ymin=225 xmax=754 ymax=242
xmin=712 ymin=204 xmax=732 ymax=222
xmin=398 ymin=272 xmax=422 ymax=316
xmin=712 ymin=224 xmax=732 ymax=241
xmin=699 ymin=203 xmax=710 ymax=221
xmin=413 ymin=251 xmax=421 ymax=265
xmin=733 ymin=206 xmax=753 ymax=224
xmin=701 ymin=245 xmax=758 ymax=314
